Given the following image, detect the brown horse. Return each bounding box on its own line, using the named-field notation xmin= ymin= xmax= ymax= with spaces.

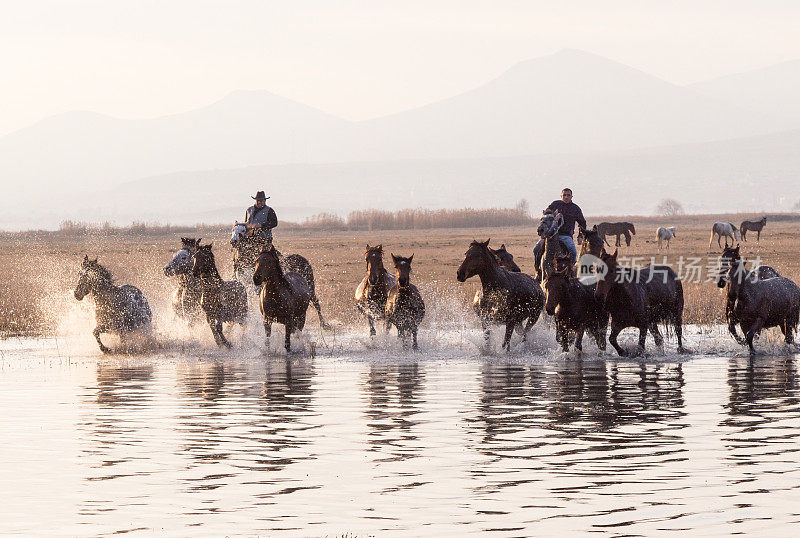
xmin=191 ymin=244 xmax=248 ymax=348
xmin=718 ymin=245 xmax=780 ymax=345
xmin=253 ymin=245 xmax=311 ymax=353
xmin=543 ymin=253 xmax=607 ymax=352
xmin=716 ymin=245 xmax=799 ymax=355
xmin=457 ymin=239 xmax=544 ymax=351
xmin=355 ymin=244 xmax=397 ymax=336
xmin=596 ymin=222 xmax=636 ymax=247
xmin=385 ymin=254 xmax=426 ymax=349
xmin=74 ymin=256 xmax=152 ymax=353
xmin=595 ymin=249 xmax=685 ymax=356
xmin=577 ymin=225 xmax=604 ymax=259
xmin=740 ymin=216 xmax=767 ymax=242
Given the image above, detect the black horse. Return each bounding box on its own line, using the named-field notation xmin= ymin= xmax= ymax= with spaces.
xmin=457 ymin=239 xmax=544 ymax=351
xmin=595 ymin=249 xmax=685 ymax=356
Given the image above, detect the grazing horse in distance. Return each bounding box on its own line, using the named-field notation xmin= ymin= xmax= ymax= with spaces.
xmin=254 ymin=245 xmax=311 ymax=354
xmin=163 ymin=237 xmax=203 ymax=321
xmin=709 ymin=222 xmax=739 ymax=248
xmin=740 ymin=216 xmax=767 ymax=242
xmin=385 ymin=254 xmax=426 ymax=349
xmin=490 ymin=244 xmax=521 ymax=272
xmin=192 ymin=244 xmax=248 ymax=348
xmin=231 ymin=223 xmax=329 ymax=329
xmin=717 ymin=245 xmax=800 ymax=355
xmin=543 ymin=253 xmax=607 ymax=353
xmin=656 ymin=227 xmax=677 ymax=249
xmin=355 ymin=244 xmax=396 ymax=336
xmin=596 ymin=222 xmax=636 ymax=247
xmin=74 ymin=255 xmax=152 ymax=353
xmin=595 ymin=249 xmax=685 ymax=356
xmin=457 ymin=239 xmax=544 ymax=351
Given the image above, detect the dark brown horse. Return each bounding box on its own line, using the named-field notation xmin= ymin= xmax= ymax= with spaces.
xmin=718 ymin=245 xmax=780 ymax=345
xmin=596 ymin=222 xmax=636 ymax=247
xmin=577 ymin=225 xmax=604 ymax=259
xmin=716 ymin=245 xmax=799 ymax=355
xmin=253 ymin=245 xmax=311 ymax=353
xmin=191 ymin=244 xmax=248 ymax=348
xmin=457 ymin=239 xmax=544 ymax=351
xmin=740 ymin=216 xmax=767 ymax=242
xmin=385 ymin=254 xmax=426 ymax=349
xmin=595 ymin=249 xmax=685 ymax=356
xmin=543 ymin=254 xmax=607 ymax=352
xmin=74 ymin=256 xmax=152 ymax=353
xmin=490 ymin=244 xmax=521 ymax=272
xmin=355 ymin=244 xmax=397 ymax=336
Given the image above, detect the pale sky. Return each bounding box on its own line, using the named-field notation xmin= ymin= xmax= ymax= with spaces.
xmin=1 ymin=0 xmax=799 ymax=136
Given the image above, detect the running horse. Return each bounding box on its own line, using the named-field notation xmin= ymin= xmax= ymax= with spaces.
xmin=385 ymin=254 xmax=426 ymax=349
xmin=231 ymin=224 xmax=328 ymax=329
xmin=192 ymin=243 xmax=248 ymax=348
xmin=74 ymin=256 xmax=152 ymax=353
xmin=457 ymin=239 xmax=544 ymax=351
xmin=717 ymin=245 xmax=797 ymax=355
xmin=163 ymin=237 xmax=203 ymax=321
xmin=253 ymin=244 xmax=312 ymax=354
xmin=355 ymin=244 xmax=397 ymax=336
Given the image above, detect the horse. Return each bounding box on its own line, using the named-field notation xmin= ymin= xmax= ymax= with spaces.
xmin=709 ymin=222 xmax=739 ymax=248
xmin=355 ymin=244 xmax=397 ymax=337
xmin=595 ymin=249 xmax=685 ymax=356
xmin=656 ymin=227 xmax=677 ymax=249
xmin=490 ymin=244 xmax=521 ymax=272
xmin=543 ymin=253 xmax=608 ymax=353
xmin=163 ymin=237 xmax=203 ymax=321
xmin=534 ymin=211 xmax=564 ymax=281
xmin=577 ymin=225 xmax=604 ymax=259
xmin=253 ymin=244 xmax=311 ymax=354
xmin=385 ymin=254 xmax=426 ymax=349
xmin=231 ymin=223 xmax=328 ymax=329
xmin=740 ymin=216 xmax=767 ymax=242
xmin=716 ymin=245 xmax=799 ymax=355
xmin=191 ymin=243 xmax=248 ymax=348
xmin=74 ymin=255 xmax=152 ymax=353
xmin=457 ymin=239 xmax=544 ymax=351
xmin=596 ymin=222 xmax=636 ymax=247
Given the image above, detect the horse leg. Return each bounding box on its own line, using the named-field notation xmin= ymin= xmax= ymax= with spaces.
xmin=215 ymin=318 xmax=231 ymax=348
xmin=481 ymin=318 xmax=490 ymax=342
xmin=637 ymin=326 xmax=647 ymax=356
xmin=649 ymin=322 xmax=664 ymax=348
xmin=593 ymin=325 xmax=607 ymax=351
xmin=285 ymin=324 xmax=293 ymax=354
xmin=624 ymin=231 xmax=631 ymax=247
xmin=726 ymin=300 xmax=744 ymax=345
xmin=557 ymin=321 xmax=569 ymax=352
xmin=368 ymin=315 xmax=376 ymax=337
xmin=412 ymin=327 xmax=419 ymax=350
xmin=502 ymin=320 xmax=516 ymax=352
xmin=311 ymin=293 xmax=330 ymax=330
xmin=521 ymin=317 xmax=535 ymax=342
xmin=745 ymin=317 xmax=765 ymax=356
xmin=615 ymin=234 xmax=621 ymax=247
xmin=609 ymin=326 xmax=627 ymax=357
xmin=263 ymin=321 xmax=272 ymax=350
xmin=574 ymin=327 xmax=585 ymax=353
xmin=93 ymin=325 xmax=110 ymax=354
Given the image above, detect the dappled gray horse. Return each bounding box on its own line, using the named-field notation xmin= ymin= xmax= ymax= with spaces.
xmin=709 ymin=222 xmax=739 ymax=248
xmin=163 ymin=237 xmax=203 ymax=321
xmin=74 ymin=255 xmax=152 ymax=353
xmin=656 ymin=226 xmax=676 ymax=249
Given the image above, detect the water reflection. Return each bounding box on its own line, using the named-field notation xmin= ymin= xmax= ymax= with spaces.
xmin=364 ymin=362 xmax=425 ymax=456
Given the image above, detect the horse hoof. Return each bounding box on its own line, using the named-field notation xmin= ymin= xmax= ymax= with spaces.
xmin=99 ymin=345 xmax=110 ymax=354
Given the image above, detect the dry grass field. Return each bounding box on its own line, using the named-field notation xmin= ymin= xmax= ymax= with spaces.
xmin=1 ymin=213 xmax=798 ymax=337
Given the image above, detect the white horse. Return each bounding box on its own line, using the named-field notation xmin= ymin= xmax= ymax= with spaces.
xmin=709 ymin=222 xmax=739 ymax=248
xmin=656 ymin=226 xmax=677 ymax=249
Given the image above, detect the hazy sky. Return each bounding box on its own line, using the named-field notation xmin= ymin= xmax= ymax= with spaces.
xmin=2 ymin=0 xmax=799 ymax=135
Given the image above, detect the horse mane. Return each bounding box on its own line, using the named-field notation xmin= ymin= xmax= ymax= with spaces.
xmin=469 ymin=240 xmax=500 ymax=268
xmin=86 ymin=260 xmax=114 ymax=283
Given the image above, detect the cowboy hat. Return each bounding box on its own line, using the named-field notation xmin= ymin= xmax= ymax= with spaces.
xmin=251 ymin=191 xmax=270 ymax=200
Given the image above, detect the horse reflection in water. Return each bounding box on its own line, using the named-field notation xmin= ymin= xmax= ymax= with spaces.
xmin=364 ymin=363 xmax=425 ymax=461
xmin=468 ymin=360 xmax=685 ymax=492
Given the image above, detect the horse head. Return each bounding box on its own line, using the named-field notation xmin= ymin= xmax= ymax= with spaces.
xmin=191 ymin=243 xmax=216 ymax=278
xmin=544 ymin=253 xmax=572 ymax=316
xmin=75 ymin=255 xmax=110 ymax=300
xmin=594 ymin=249 xmax=619 ymax=299
xmin=490 ymin=244 xmax=521 ymax=272
xmin=230 ymin=224 xmax=247 ymax=246
xmin=537 ymin=212 xmax=563 ymax=239
xmin=457 ymin=239 xmax=494 ymax=282
xmin=365 ymin=244 xmax=385 ymax=285
xmin=253 ymin=244 xmax=282 ymax=287
xmin=391 ymin=253 xmax=414 ymax=288
xmin=717 ymin=244 xmax=741 ymax=288
xmin=164 ymin=237 xmax=200 ymax=276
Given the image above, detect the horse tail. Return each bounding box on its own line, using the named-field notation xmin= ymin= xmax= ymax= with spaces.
xmin=709 ymin=227 xmax=716 ymax=248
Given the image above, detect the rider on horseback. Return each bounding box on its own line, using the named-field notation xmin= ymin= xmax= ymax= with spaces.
xmin=533 ymin=188 xmax=586 ymax=280
xmin=244 ymin=191 xmax=278 ymax=248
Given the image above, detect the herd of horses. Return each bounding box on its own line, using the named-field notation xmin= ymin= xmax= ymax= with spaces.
xmin=73 ymin=214 xmax=798 ymax=357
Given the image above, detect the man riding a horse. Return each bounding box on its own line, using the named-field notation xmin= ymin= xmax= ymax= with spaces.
xmin=534 ymin=187 xmax=586 ymax=280
xmin=244 ymin=190 xmax=278 ymax=248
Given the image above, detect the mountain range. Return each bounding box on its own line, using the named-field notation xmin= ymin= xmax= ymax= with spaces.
xmin=2 ymin=49 xmax=799 ymax=229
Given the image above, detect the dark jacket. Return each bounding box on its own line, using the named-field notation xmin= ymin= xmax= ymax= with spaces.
xmin=545 ymin=200 xmax=586 ymax=236
xmin=245 ymin=204 xmax=278 ymax=240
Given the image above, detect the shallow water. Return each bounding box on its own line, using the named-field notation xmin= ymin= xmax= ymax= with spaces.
xmin=3 ymin=335 xmax=800 ymax=536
